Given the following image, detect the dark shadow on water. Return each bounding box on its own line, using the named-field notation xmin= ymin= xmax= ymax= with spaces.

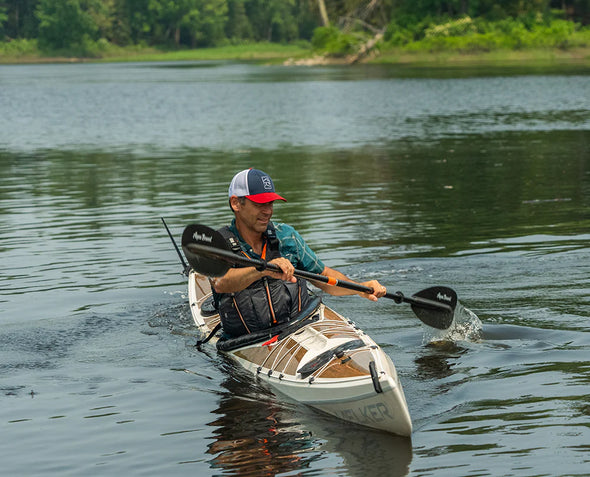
xmin=371 ymin=62 xmax=590 ymax=79
xmin=141 ymin=61 xmax=228 ymax=69
xmin=414 ymin=341 xmax=469 ymax=381
xmin=137 ymin=60 xmax=590 ymax=81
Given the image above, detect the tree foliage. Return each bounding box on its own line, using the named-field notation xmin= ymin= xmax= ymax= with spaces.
xmin=36 ymin=0 xmax=99 ymax=49
xmin=0 ymin=0 xmax=589 ymax=50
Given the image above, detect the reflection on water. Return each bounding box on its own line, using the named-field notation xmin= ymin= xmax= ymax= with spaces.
xmin=415 ymin=341 xmax=469 ymax=381
xmin=206 ymin=372 xmax=320 ymax=476
xmin=206 ymin=360 xmax=413 ymax=476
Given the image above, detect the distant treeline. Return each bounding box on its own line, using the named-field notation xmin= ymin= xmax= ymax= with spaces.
xmin=1 ymin=0 xmax=589 ymax=53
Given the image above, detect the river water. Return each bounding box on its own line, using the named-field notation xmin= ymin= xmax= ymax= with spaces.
xmin=1 ymin=61 xmax=589 ymax=476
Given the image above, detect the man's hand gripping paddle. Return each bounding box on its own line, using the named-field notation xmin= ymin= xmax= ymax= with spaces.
xmin=181 ymin=224 xmax=457 ymax=330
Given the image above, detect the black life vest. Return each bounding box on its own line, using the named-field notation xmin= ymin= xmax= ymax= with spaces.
xmin=213 ymin=223 xmax=313 ymax=338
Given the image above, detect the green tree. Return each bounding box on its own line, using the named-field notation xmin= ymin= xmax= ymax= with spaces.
xmin=35 ymin=0 xmax=98 ymax=49
xmin=294 ymin=0 xmax=319 ymax=39
xmin=147 ymin=0 xmax=197 ymax=45
xmin=89 ymin=0 xmax=116 ymax=41
xmin=194 ymin=0 xmax=228 ymax=45
xmin=557 ymin=0 xmax=590 ymax=24
xmin=0 ymin=5 xmax=7 ymax=38
xmin=113 ymin=0 xmax=154 ymax=44
xmin=1 ymin=0 xmax=41 ymax=39
xmin=120 ymin=0 xmax=227 ymax=47
xmin=245 ymin=0 xmax=298 ymax=42
xmin=226 ymin=0 xmax=253 ymax=40
xmin=3 ymin=0 xmax=588 ymax=50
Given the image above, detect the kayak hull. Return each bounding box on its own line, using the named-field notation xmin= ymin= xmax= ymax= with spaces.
xmin=188 ymin=271 xmax=412 ymax=436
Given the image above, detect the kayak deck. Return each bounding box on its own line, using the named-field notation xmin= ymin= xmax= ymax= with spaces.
xmin=188 ymin=271 xmax=412 ymax=436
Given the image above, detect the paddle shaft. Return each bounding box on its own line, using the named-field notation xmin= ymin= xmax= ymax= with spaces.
xmin=185 ymin=243 xmax=453 ymax=314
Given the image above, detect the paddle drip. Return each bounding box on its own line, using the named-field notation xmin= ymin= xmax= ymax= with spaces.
xmin=422 ymin=302 xmax=482 ymax=344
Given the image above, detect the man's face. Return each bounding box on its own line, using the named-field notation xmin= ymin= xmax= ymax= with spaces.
xmin=233 ymin=197 xmax=274 ymax=233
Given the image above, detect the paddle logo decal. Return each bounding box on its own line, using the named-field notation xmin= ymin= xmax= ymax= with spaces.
xmin=193 ymin=232 xmax=213 ymax=243
xmin=437 ymin=292 xmax=453 ymax=302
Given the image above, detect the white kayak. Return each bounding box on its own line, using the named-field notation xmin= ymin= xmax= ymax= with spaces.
xmin=188 ymin=270 xmax=413 ymax=437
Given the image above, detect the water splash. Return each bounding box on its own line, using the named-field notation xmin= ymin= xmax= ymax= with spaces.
xmin=423 ymin=302 xmax=483 ymax=344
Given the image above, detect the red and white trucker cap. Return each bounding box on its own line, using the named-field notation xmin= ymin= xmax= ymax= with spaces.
xmin=228 ymin=169 xmax=286 ymax=203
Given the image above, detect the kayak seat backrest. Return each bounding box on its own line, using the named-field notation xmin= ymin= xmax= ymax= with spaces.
xmin=217 ymin=296 xmax=322 ymax=352
xmin=297 ymin=339 xmax=365 ymax=379
xmin=200 ymin=295 xmax=218 ymax=317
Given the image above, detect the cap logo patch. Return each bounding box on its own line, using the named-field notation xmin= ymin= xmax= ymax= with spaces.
xmin=261 ymin=175 xmax=273 ymax=190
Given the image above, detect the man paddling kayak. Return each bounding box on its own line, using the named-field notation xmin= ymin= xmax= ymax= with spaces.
xmin=211 ymin=168 xmax=387 ymax=338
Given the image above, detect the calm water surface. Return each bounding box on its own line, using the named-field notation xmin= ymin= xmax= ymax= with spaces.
xmin=0 ymin=61 xmax=589 ymax=476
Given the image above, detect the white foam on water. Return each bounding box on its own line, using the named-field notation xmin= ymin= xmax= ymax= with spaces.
xmin=423 ymin=302 xmax=483 ymax=344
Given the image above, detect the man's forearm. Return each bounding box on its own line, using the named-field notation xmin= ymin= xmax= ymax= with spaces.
xmin=212 ymin=267 xmax=264 ymax=293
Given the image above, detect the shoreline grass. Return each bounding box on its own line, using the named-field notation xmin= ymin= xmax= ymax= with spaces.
xmin=0 ymin=42 xmax=310 ymax=65
xmin=1 ymin=39 xmax=589 ymax=72
xmin=370 ymin=46 xmax=590 ymax=67
xmin=284 ymin=44 xmax=590 ymax=71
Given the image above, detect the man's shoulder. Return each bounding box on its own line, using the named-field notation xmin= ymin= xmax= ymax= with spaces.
xmin=273 ymin=222 xmax=324 ymax=272
xmin=272 ymin=222 xmax=302 ymax=242
xmin=272 ymin=222 xmax=296 ymax=235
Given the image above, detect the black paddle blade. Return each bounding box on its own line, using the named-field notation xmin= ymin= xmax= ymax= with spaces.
xmin=181 ymin=224 xmax=231 ymax=277
xmin=410 ymin=286 xmax=457 ymax=330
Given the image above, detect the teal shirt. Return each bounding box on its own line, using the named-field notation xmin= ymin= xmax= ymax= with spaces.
xmin=227 ymin=220 xmax=325 ymax=274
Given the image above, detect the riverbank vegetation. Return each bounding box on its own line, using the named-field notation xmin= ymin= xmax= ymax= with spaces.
xmin=1 ymin=0 xmax=589 ymax=65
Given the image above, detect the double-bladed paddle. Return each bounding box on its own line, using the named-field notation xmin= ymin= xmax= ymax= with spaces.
xmin=181 ymin=224 xmax=457 ymax=330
